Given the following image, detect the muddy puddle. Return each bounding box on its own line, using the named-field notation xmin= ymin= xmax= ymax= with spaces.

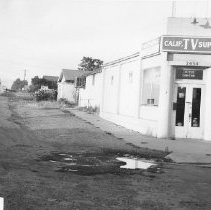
xmin=116 ymin=157 xmax=157 ymax=169
xmin=38 ymin=151 xmax=163 ymax=176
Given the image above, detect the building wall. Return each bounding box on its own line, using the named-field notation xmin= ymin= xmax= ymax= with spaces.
xmin=118 ymin=60 xmax=140 ymax=117
xmin=102 ymin=65 xmax=120 ymax=114
xmin=99 ymin=51 xmax=174 ymax=138
xmin=79 ymin=73 xmax=102 ymax=108
xmin=57 ymin=82 xmax=76 ymax=102
xmin=100 ymin=55 xmax=162 ymax=137
xmin=101 ymin=58 xmax=141 ymax=117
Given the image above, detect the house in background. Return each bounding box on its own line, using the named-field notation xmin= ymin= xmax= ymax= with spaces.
xmin=42 ymin=75 xmax=59 ymax=90
xmin=57 ymin=69 xmax=84 ymax=103
xmin=78 ymin=69 xmax=102 ymax=109
xmin=0 ymin=79 xmax=7 ymax=93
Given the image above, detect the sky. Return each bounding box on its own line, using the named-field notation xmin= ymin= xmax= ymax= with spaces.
xmin=0 ymin=0 xmax=210 ymax=88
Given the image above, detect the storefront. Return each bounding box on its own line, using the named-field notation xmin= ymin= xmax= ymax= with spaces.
xmin=173 ymin=67 xmax=205 ymax=139
xmin=161 ymin=35 xmax=211 ymax=140
xmin=82 ymin=17 xmax=211 ymax=141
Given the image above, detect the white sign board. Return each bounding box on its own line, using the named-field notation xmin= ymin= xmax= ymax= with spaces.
xmin=141 ymin=37 xmax=160 ymax=58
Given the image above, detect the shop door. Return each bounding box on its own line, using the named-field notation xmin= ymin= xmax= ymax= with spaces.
xmin=173 ymin=84 xmax=204 ymax=139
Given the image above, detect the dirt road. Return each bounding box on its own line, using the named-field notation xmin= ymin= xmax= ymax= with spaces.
xmin=0 ymin=95 xmax=211 ymax=210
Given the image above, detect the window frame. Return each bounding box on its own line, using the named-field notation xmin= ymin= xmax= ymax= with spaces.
xmin=141 ymin=66 xmax=161 ymax=106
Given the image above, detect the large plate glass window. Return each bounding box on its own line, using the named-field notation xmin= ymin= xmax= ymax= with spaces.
xmin=142 ymin=67 xmax=160 ymax=106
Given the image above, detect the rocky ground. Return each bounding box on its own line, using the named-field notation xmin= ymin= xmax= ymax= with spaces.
xmin=0 ymin=94 xmax=211 ymax=210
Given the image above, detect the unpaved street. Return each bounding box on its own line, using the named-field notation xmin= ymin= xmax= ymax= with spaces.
xmin=0 ymin=95 xmax=211 ymax=210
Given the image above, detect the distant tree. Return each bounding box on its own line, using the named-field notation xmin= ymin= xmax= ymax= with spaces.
xmin=31 ymin=76 xmax=47 ymax=87
xmin=78 ymin=57 xmax=103 ymax=72
xmin=29 ymin=76 xmax=46 ymax=92
xmin=11 ymin=78 xmax=28 ymax=91
xmin=29 ymin=76 xmax=57 ymax=92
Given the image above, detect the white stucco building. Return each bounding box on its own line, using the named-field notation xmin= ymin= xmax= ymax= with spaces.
xmin=79 ymin=69 xmax=103 ymax=109
xmin=57 ymin=69 xmax=84 ymax=103
xmin=79 ymin=17 xmax=211 ymax=141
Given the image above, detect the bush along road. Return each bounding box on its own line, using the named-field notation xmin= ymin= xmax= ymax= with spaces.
xmin=0 ymin=94 xmax=211 ymax=210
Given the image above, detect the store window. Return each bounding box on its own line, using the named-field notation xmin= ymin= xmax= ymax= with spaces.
xmin=142 ymin=67 xmax=160 ymax=106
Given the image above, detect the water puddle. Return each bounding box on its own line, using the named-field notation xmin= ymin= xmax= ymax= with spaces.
xmin=39 ymin=152 xmax=162 ymax=175
xmin=64 ymin=157 xmax=73 ymax=161
xmin=66 ymin=163 xmax=77 ymax=166
xmin=116 ymin=157 xmax=157 ymax=169
xmin=68 ymin=169 xmax=78 ymax=172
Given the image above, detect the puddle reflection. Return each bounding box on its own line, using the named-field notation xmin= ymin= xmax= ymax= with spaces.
xmin=64 ymin=157 xmax=73 ymax=161
xmin=116 ymin=157 xmax=157 ymax=169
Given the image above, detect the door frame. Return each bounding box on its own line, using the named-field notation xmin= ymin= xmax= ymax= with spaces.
xmin=171 ymin=82 xmax=205 ymax=139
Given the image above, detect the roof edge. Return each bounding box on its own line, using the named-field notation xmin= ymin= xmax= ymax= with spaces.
xmin=103 ymin=52 xmax=140 ymax=67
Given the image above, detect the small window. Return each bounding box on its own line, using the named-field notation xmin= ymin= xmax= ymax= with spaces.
xmin=129 ymin=72 xmax=133 ymax=83
xmin=67 ymin=80 xmax=75 ymax=84
xmin=76 ymin=77 xmax=86 ymax=88
xmin=111 ymin=76 xmax=114 ymax=85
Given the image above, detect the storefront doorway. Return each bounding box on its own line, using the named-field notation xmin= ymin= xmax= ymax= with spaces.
xmin=173 ymin=83 xmax=205 ymax=139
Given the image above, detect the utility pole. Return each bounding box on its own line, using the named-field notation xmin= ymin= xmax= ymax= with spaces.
xmin=171 ymin=1 xmax=176 ymax=17
xmin=206 ymin=0 xmax=209 ymax=18
xmin=23 ymin=69 xmax=26 ymax=81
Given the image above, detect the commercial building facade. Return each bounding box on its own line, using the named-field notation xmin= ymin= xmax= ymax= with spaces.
xmin=81 ymin=17 xmax=211 ymax=141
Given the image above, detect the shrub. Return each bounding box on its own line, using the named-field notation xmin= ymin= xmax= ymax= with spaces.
xmin=78 ymin=106 xmax=99 ymax=114
xmin=58 ymin=98 xmax=77 ymax=107
xmin=35 ymin=89 xmax=57 ymax=101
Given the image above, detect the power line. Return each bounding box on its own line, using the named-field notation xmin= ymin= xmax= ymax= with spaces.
xmin=171 ymin=1 xmax=176 ymax=17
